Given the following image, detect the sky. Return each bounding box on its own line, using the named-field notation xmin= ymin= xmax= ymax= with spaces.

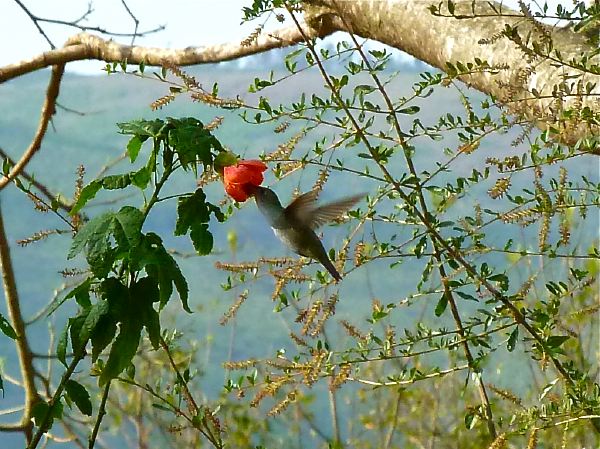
xmin=2 ymin=0 xmax=254 ymax=73
xmin=2 ymin=0 xmax=568 ymax=74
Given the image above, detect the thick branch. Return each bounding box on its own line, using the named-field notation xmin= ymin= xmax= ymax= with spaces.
xmin=0 ymin=203 xmax=39 ymax=437
xmin=0 ymin=23 xmax=323 ymax=83
xmin=305 ymin=0 xmax=600 ymax=144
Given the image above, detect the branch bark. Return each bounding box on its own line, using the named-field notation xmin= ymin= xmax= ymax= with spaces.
xmin=0 ymin=64 xmax=64 ymax=191
xmin=0 ymin=203 xmax=39 ymax=440
xmin=304 ymin=0 xmax=600 ymax=144
xmin=0 ymin=24 xmax=321 ymax=83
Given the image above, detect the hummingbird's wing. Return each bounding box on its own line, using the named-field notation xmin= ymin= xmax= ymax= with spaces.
xmin=285 ymin=191 xmax=364 ymax=229
xmin=307 ymin=194 xmax=364 ymax=229
xmin=284 ymin=190 xmax=320 ymax=222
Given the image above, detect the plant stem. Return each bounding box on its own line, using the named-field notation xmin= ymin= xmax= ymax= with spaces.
xmin=88 ymin=381 xmax=111 ymax=449
xmin=27 ymin=346 xmax=86 ymax=449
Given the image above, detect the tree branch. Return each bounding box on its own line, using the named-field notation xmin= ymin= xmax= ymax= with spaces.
xmin=0 ymin=202 xmax=39 ymax=440
xmin=0 ymin=64 xmax=64 ymax=191
xmin=303 ymin=0 xmax=600 ymax=144
xmin=0 ymin=23 xmax=322 ymax=83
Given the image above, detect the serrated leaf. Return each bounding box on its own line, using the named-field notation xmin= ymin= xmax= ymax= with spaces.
xmin=68 ymin=212 xmax=114 ymax=259
xmin=131 ymin=166 xmax=151 ymax=189
xmin=190 ymin=224 xmax=213 ymax=255
xmin=69 ymin=313 xmax=87 ymax=353
xmin=91 ymin=316 xmax=117 ymax=362
xmin=80 ymin=300 xmax=110 ymax=344
xmin=0 ymin=313 xmax=16 ymax=339
xmin=167 ymin=117 xmax=222 ymax=169
xmin=131 ymin=277 xmax=160 ymax=349
xmin=117 ymin=119 xmax=165 ymax=138
xmin=175 ymin=189 xmax=210 ymax=235
xmin=102 ymin=174 xmax=131 ymax=190
xmin=99 ymin=316 xmax=143 ymax=386
xmin=126 ymin=135 xmax=144 ymax=162
xmin=57 ymin=321 xmax=69 ymax=367
xmin=65 ymin=380 xmax=92 ymax=416
xmin=114 ymin=206 xmax=144 ymax=247
xmin=70 ymin=180 xmax=102 ymax=215
xmin=131 ymin=233 xmax=190 ymax=312
xmin=175 ymin=189 xmax=218 ymax=255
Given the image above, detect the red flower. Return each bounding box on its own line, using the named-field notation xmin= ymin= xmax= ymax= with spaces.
xmin=223 ymin=160 xmax=267 ymax=202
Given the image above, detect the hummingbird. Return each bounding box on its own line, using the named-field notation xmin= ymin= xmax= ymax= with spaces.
xmin=252 ymin=186 xmax=364 ymax=282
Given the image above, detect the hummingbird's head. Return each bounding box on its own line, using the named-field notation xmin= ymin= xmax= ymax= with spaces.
xmin=252 ymin=186 xmax=283 ymax=217
xmin=252 ymin=186 xmax=276 ymax=203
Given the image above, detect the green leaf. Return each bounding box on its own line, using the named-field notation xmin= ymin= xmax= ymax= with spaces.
xmin=117 ymin=119 xmax=165 ymax=138
xmin=91 ymin=315 xmax=117 ymax=362
xmin=69 ymin=313 xmax=87 ymax=353
xmin=456 ymin=291 xmax=478 ymax=302
xmin=65 ymin=380 xmax=92 ymax=416
xmin=190 ymin=224 xmax=213 ymax=255
xmin=131 ymin=277 xmax=161 ymax=349
xmin=167 ymin=117 xmax=222 ymax=169
xmin=175 ymin=189 xmax=220 ymax=255
xmin=507 ymin=327 xmax=518 ymax=352
xmin=102 ymin=173 xmax=131 ymax=190
xmin=547 ymin=335 xmax=570 ymax=349
xmin=114 ymin=206 xmax=144 ymax=247
xmin=126 ymin=135 xmax=144 ymax=162
xmin=32 ymin=400 xmax=63 ymax=432
xmin=99 ymin=315 xmax=143 ymax=386
xmin=397 ymin=106 xmax=420 ymax=115
xmin=434 ymin=293 xmax=448 ymax=317
xmin=0 ymin=312 xmax=16 ymax=339
xmin=80 ymin=300 xmax=110 ymax=344
xmin=131 ymin=166 xmax=151 ymax=189
xmin=131 ymin=233 xmax=190 ymax=312
xmin=57 ymin=322 xmax=69 ymax=367
xmin=464 ymin=408 xmax=477 ymax=430
xmin=160 ymin=250 xmax=190 ymax=312
xmin=70 ymin=180 xmax=102 ymax=215
xmin=143 ymin=306 xmax=160 ymax=350
xmin=68 ymin=212 xmax=115 ymax=259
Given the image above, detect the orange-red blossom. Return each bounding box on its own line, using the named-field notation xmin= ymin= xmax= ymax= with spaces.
xmin=222 ymin=160 xmax=267 ymax=202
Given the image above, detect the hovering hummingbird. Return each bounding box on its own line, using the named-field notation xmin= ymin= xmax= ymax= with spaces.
xmin=252 ymin=186 xmax=364 ymax=282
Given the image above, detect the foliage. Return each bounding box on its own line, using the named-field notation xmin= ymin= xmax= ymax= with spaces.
xmin=0 ymin=1 xmax=599 ymax=449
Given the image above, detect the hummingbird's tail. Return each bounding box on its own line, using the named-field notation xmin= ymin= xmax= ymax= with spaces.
xmin=320 ymin=257 xmax=343 ymax=282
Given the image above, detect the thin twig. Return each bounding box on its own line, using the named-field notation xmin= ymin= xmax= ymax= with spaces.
xmin=27 ymin=346 xmax=87 ymax=449
xmin=0 ymin=147 xmax=72 ymax=212
xmin=88 ymin=381 xmax=111 ymax=449
xmin=13 ymin=0 xmax=56 ymax=48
